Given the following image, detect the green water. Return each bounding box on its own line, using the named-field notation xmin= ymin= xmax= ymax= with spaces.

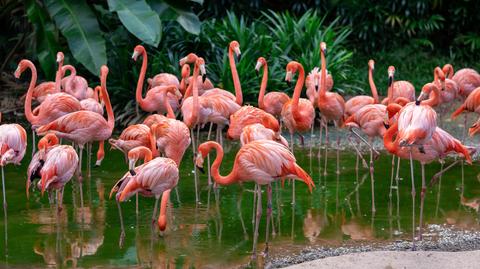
xmin=0 ymin=136 xmax=479 ymax=268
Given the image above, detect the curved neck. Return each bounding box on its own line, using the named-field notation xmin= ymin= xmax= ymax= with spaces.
xmin=162 ymin=87 xmax=176 ymax=119
xmin=228 ymin=47 xmax=243 ymax=105
xmin=319 ymin=49 xmax=327 ymax=97
xmin=135 ymin=48 xmax=147 ymax=107
xmin=422 ymin=84 xmax=441 ymax=107
xmin=383 ymin=122 xmax=398 ymax=154
xmin=190 ymin=62 xmax=200 ymax=126
xmin=93 ymin=86 xmax=100 ymax=102
xmin=24 ymin=61 xmax=39 ymax=123
xmin=443 ymin=64 xmax=454 ymax=79
xmin=158 ymin=189 xmax=171 ymax=231
xmin=258 ymin=63 xmax=268 ymax=109
xmin=434 ymin=67 xmax=443 ymax=84
xmin=368 ymin=66 xmax=378 ymax=103
xmin=100 ymin=70 xmax=115 ymax=129
xmin=292 ymin=64 xmax=306 ymax=121
xmin=54 ymin=58 xmax=64 ymax=92
xmin=206 ymin=142 xmax=237 ymax=185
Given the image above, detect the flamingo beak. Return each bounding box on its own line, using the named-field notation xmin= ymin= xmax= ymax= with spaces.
xmin=128 ymin=159 xmax=136 ymax=175
xmin=388 ymin=75 xmax=393 ymax=87
xmin=195 ymin=153 xmax=205 ymax=174
xmin=314 ymin=75 xmax=319 ymax=91
xmin=235 ymin=48 xmax=241 ymax=61
xmin=323 ymin=48 xmax=327 ymax=56
xmin=254 ymin=61 xmax=262 ymax=77
xmin=285 ymin=71 xmax=292 ymax=87
xmin=469 ymin=123 xmax=480 ymax=137
xmin=179 ymin=56 xmax=188 ymax=66
xmin=14 ymin=66 xmax=21 ymax=78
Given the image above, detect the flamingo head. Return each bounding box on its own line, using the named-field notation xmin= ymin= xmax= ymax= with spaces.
xmin=320 ymin=42 xmax=327 ymax=56
xmin=196 ymin=57 xmax=207 ymax=82
xmin=181 ymin=64 xmax=190 ymax=79
xmin=255 ymin=57 xmax=266 ymax=76
xmin=285 ymin=61 xmax=300 ymax=87
xmin=388 ymin=66 xmax=395 ymax=86
xmin=179 ymin=53 xmax=198 ymax=66
xmin=469 ymin=120 xmax=480 ymax=137
xmin=230 ymin=41 xmax=241 ymax=60
xmin=56 ymin=52 xmax=64 ymax=63
xmin=132 ymin=45 xmax=145 ymax=61
xmin=194 ymin=152 xmax=205 ymax=174
xmin=101 ymin=65 xmax=109 ymax=77
xmin=368 ymin=59 xmax=375 ymax=71
xmin=14 ymin=59 xmax=31 ymax=79
xmin=38 ymin=133 xmax=59 ymax=151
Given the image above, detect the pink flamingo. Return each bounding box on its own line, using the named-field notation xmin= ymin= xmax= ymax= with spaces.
xmin=109 ymin=124 xmax=158 ymax=162
xmin=384 ymin=120 xmax=471 ymax=245
xmin=344 ymin=60 xmax=379 ymax=117
xmin=443 ymin=64 xmax=480 ymax=98
xmin=27 ymin=133 xmax=58 ymax=197
xmin=256 ymin=57 xmax=290 ymax=118
xmin=317 ymin=42 xmax=345 ymax=176
xmin=113 ymin=146 xmax=179 ymax=236
xmin=306 ymin=67 xmax=333 ymax=108
xmin=227 ymin=105 xmax=280 ymax=140
xmin=195 ymin=140 xmax=314 ymax=257
xmin=60 ymin=64 xmax=91 ymax=101
xmin=451 ymin=86 xmax=480 ymax=138
xmin=15 ymin=60 xmax=81 ymax=157
xmin=281 ymin=60 xmax=315 ymax=204
xmin=36 ymin=65 xmax=114 ymax=209
xmin=147 ymin=73 xmax=179 ymax=90
xmin=179 ymin=61 xmax=214 ymax=96
xmin=133 ymin=45 xmax=182 ymax=115
xmin=240 ymin=123 xmax=288 ymax=147
xmin=0 ymin=112 xmax=27 ymax=211
xmin=381 ymin=66 xmax=415 ymax=105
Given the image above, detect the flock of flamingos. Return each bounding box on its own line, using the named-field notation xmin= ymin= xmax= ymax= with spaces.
xmin=1 ymin=40 xmax=480 ymax=258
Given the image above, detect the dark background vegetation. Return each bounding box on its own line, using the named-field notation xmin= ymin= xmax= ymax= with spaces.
xmin=1 ymin=0 xmax=480 ymax=125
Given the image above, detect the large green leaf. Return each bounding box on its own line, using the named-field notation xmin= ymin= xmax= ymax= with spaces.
xmin=25 ymin=0 xmax=60 ymax=78
xmin=45 ymin=0 xmax=106 ymax=75
xmin=176 ymin=10 xmax=201 ymax=35
xmin=147 ymin=0 xmax=201 ymax=35
xmin=108 ymin=0 xmax=162 ymax=47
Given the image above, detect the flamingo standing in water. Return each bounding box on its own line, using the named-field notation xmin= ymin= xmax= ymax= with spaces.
xmin=133 ymin=45 xmax=182 ymax=115
xmin=36 ymin=65 xmax=114 ymax=208
xmin=317 ymin=42 xmax=345 ymax=176
xmin=109 ymin=123 xmax=158 ymax=162
xmin=27 ymin=133 xmax=58 ymax=197
xmin=179 ymin=60 xmax=214 ymax=96
xmin=306 ymin=67 xmax=333 ymax=107
xmin=111 ymin=146 xmax=179 ymax=239
xmin=256 ymin=57 xmax=290 ymax=118
xmin=0 ymin=113 xmax=27 ymax=211
xmin=442 ymin=64 xmax=480 ymax=99
xmin=15 ymin=60 xmax=81 ymax=157
xmin=381 ymin=66 xmax=415 ymax=105
xmin=344 ymin=60 xmax=379 ymax=117
xmin=451 ymin=86 xmax=480 ymax=138
xmin=281 ymin=61 xmax=315 ymax=204
xmin=240 ymin=124 xmax=288 ymax=147
xmin=195 ymin=140 xmax=314 ymax=258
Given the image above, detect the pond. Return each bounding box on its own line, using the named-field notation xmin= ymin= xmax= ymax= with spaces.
xmin=0 ymin=130 xmax=479 ymax=268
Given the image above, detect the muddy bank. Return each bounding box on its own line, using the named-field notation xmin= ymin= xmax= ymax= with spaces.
xmin=267 ymin=224 xmax=480 ymax=268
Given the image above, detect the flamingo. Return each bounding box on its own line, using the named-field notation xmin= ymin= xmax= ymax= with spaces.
xmin=181 ymin=57 xmax=240 ymax=201
xmin=179 ymin=60 xmax=214 ymax=96
xmin=256 ymin=57 xmax=290 ymax=118
xmin=317 ymin=42 xmax=345 ymax=176
xmin=344 ymin=60 xmax=379 ymax=117
xmin=0 ymin=113 xmax=27 ymax=211
xmin=443 ymin=64 xmax=480 ymax=98
xmin=27 ymin=133 xmax=58 ymax=197
xmin=133 ymin=45 xmax=182 ymax=114
xmin=227 ymin=106 xmax=279 ymax=140
xmin=430 ymin=67 xmax=457 ymax=105
xmin=240 ymin=124 xmax=288 ymax=147
xmin=112 ymin=146 xmax=179 ymax=236
xmin=195 ymin=140 xmax=314 ymax=258
xmin=281 ymin=60 xmax=315 ymax=204
xmin=15 ymin=60 xmax=82 ymax=156
xmin=109 ymin=124 xmax=158 ymax=162
xmin=383 ymin=120 xmax=471 ymax=243
xmin=36 ymin=65 xmax=114 ymax=210
xmin=60 ymin=64 xmax=91 ymax=101
xmin=147 ymin=73 xmax=179 ymax=90
xmin=381 ymin=66 xmax=415 ymax=105
xmin=306 ymin=67 xmax=333 ymax=107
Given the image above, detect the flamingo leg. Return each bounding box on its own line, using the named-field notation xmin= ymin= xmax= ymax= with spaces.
xmin=388 ymin=155 xmax=396 ymax=214
xmin=419 ymin=163 xmax=426 ymax=240
xmin=252 ymin=184 xmax=262 ymax=260
xmin=152 ymin=196 xmax=159 ymax=226
xmin=57 ymin=187 xmax=64 ymax=213
xmin=264 ymin=183 xmax=272 ymax=257
xmin=318 ymin=118 xmax=323 ymax=159
xmin=1 ymin=166 xmax=6 ymax=212
xmin=116 ymin=200 xmax=125 ymax=248
xmin=370 ymin=148 xmax=376 ymax=213
xmin=336 ymin=135 xmax=341 ymax=175
xmin=77 ymin=144 xmax=85 ymax=213
xmin=136 ymin=193 xmax=139 ymax=216
xmin=87 ymin=142 xmax=92 ymax=178
xmin=207 ymin=122 xmax=213 ymax=186
xmin=236 ymin=186 xmax=248 ymax=238
xmin=350 ymin=128 xmax=380 ymax=156
xmin=290 ymin=132 xmax=295 ymax=205
xmin=323 ymin=122 xmax=329 ymax=176
xmin=395 ymin=157 xmax=401 ymax=218
xmin=95 ymin=141 xmax=104 ymax=166
xmin=309 ymin=125 xmax=314 ymax=157
xmin=190 ymin=128 xmax=199 ymax=204
xmin=409 ymin=149 xmax=416 ymax=249
xmin=435 ymin=162 xmax=444 ymax=219
xmin=252 ymin=184 xmax=257 ymax=229
xmin=429 ymin=160 xmax=459 ymax=187
xmin=348 ymin=135 xmax=368 ymax=170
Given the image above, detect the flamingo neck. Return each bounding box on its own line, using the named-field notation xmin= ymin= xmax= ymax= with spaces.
xmin=292 ymin=64 xmax=305 ymax=122
xmin=135 ymin=48 xmax=147 ymax=107
xmin=24 ymin=61 xmax=39 ymax=124
xmin=207 ymin=142 xmax=237 ymax=185
xmin=54 ymin=58 xmax=64 ymax=92
xmin=369 ymin=66 xmax=378 ymax=103
xmin=443 ymin=64 xmax=454 ymax=79
xmin=149 ymin=125 xmax=159 ymax=157
xmin=158 ymin=189 xmax=171 ymax=231
xmin=229 ymin=47 xmax=243 ymax=105
xmin=383 ymin=122 xmax=398 ymax=154
xmin=422 ymin=84 xmax=441 ymax=107
xmin=258 ymin=63 xmax=268 ymax=109
xmin=100 ymin=70 xmax=115 ymax=129
xmin=387 ymin=76 xmax=394 ymax=104
xmin=319 ymin=50 xmax=327 ymax=99
xmin=190 ymin=61 xmax=200 ymax=126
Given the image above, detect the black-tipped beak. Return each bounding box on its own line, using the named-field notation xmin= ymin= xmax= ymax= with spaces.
xmin=315 ymin=84 xmax=319 ymax=91
xmin=286 ymin=80 xmax=291 ymax=87
xmin=129 ymin=169 xmax=136 ymax=176
xmin=415 ymin=100 xmax=421 ymax=105
xmin=196 ymin=166 xmax=205 ymax=174
xmin=388 ymin=76 xmax=393 ymax=87
xmin=324 ymin=49 xmax=327 ymax=56
xmin=383 ymin=122 xmax=390 ymax=129
xmin=255 ymin=70 xmax=259 ymax=77
xmin=237 ymin=54 xmax=241 ymax=62
xmin=202 ymin=74 xmax=206 ymax=83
